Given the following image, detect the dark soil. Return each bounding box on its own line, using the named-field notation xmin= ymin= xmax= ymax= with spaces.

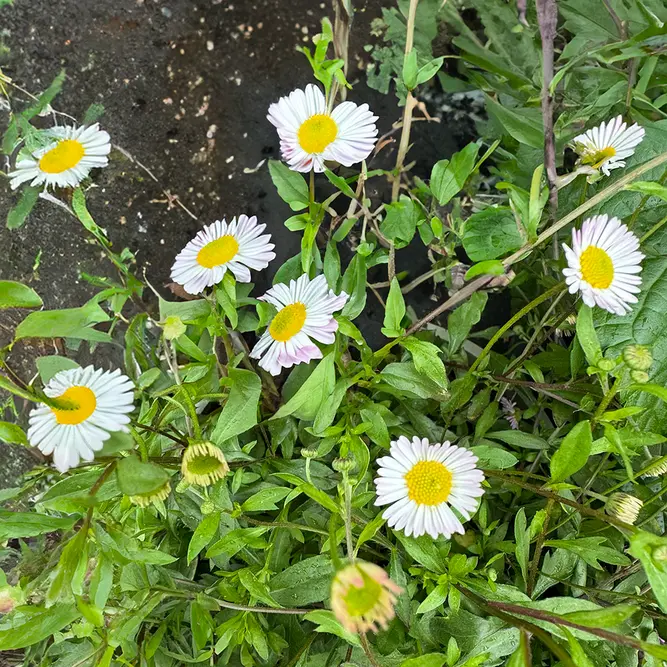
xmin=0 ymin=0 xmax=469 ymax=485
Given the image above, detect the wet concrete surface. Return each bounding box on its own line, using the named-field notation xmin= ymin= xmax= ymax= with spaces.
xmin=0 ymin=0 xmax=466 ymax=485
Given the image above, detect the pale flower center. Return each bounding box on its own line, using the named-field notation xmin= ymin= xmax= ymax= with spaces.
xmin=297 ymin=114 xmax=338 ymax=154
xmin=343 ymin=573 xmax=383 ymax=618
xmin=269 ymin=303 xmax=307 ymax=342
xmin=580 ymin=246 xmax=614 ymax=289
xmin=196 ymin=235 xmax=239 ymax=268
xmin=51 ymin=386 xmax=97 ymax=425
xmin=405 ymin=460 xmax=453 ymax=505
xmin=39 ymin=139 xmax=85 ymax=174
xmin=581 ymin=146 xmax=616 ymax=169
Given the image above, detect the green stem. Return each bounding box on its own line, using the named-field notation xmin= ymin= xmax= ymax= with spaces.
xmin=470 ymin=283 xmax=565 ymax=373
xmin=640 ymin=214 xmax=667 ymax=243
xmin=592 ymin=377 xmax=621 ymax=426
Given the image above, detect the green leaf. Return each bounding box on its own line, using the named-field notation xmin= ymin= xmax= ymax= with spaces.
xmin=417 ymin=583 xmax=448 ymax=614
xmin=382 ymin=277 xmax=406 ymax=336
xmin=628 ymin=530 xmax=667 ymax=613
xmin=448 ymin=292 xmax=488 ymax=354
xmin=14 ymin=300 xmax=111 ymax=341
xmin=0 ymin=421 xmax=28 ymax=446
xmin=324 ymin=169 xmax=356 ymax=199
xmin=158 ymin=297 xmax=210 ymax=322
xmin=576 ymin=305 xmax=601 ymax=366
xmin=273 ymin=354 xmax=336 ymax=421
xmin=187 ymin=511 xmax=220 ymax=564
xmin=395 ymin=533 xmax=446 ymax=573
xmin=0 ymin=280 xmax=42 ymax=309
xmin=340 ymin=254 xmax=367 ymax=320
xmin=270 ymin=555 xmax=335 ymax=606
xmin=416 ymin=56 xmax=445 ymax=86
xmin=268 ymin=159 xmax=309 ymax=211
xmin=380 ymin=362 xmax=447 ymax=400
xmin=402 ymin=337 xmax=449 ymax=391
xmin=0 ymin=604 xmax=80 ymax=650
xmin=462 ymin=207 xmax=523 ymax=262
xmin=36 ymin=356 xmax=80 ymax=383
xmin=471 ymin=445 xmax=518 ymax=469
xmin=380 ymin=195 xmax=424 ymax=244
xmin=544 ymin=537 xmax=631 ymax=570
xmin=403 ymin=48 xmax=418 ymax=89
xmin=242 ymin=487 xmax=291 ymax=512
xmin=115 ymin=456 xmax=169 ymax=496
xmin=485 ymin=95 xmax=544 ymax=148
xmin=401 ymin=654 xmax=447 ymax=667
xmin=562 ymin=629 xmax=595 ymax=667
xmin=464 ymin=260 xmax=505 ymax=280
xmin=563 ymin=604 xmax=639 ymax=628
xmin=550 ymin=420 xmax=592 ymax=483
xmin=623 ymin=180 xmax=667 ymax=201
xmin=7 ymin=186 xmax=40 ymax=229
xmin=430 ymin=142 xmax=479 ymax=206
xmin=303 ymin=610 xmax=361 ymax=646
xmin=0 ymin=511 xmax=77 ymax=540
xmin=486 ymin=430 xmax=549 ymax=450
xmin=211 ymin=368 xmax=261 ymax=443
xmin=514 ymin=508 xmax=529 ymax=585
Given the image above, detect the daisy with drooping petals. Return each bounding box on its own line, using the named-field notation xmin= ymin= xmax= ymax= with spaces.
xmin=250 ymin=274 xmax=348 ymax=375
xmin=330 ymin=562 xmax=402 ymax=634
xmin=181 ymin=441 xmax=230 ymax=487
xmin=562 ymin=214 xmax=644 ymax=316
xmin=9 ymin=123 xmax=111 ymax=190
xmin=374 ymin=436 xmax=485 ymax=539
xmin=268 ymin=84 xmax=378 ymax=173
xmin=170 ymin=215 xmax=276 ymax=295
xmin=571 ymin=116 xmax=645 ymax=177
xmin=28 ymin=366 xmax=135 ymax=473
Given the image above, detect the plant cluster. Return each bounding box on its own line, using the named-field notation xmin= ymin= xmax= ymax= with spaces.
xmin=0 ymin=0 xmax=667 ymax=665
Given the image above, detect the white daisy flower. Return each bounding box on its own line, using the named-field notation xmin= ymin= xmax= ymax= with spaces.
xmin=250 ymin=274 xmax=348 ymax=375
xmin=267 ymin=84 xmax=378 ymax=173
xmin=28 ymin=366 xmax=135 ymax=473
xmin=571 ymin=116 xmax=645 ymax=176
xmin=9 ymin=123 xmax=111 ymax=190
xmin=374 ymin=436 xmax=485 ymax=540
xmin=170 ymin=215 xmax=276 ymax=295
xmin=562 ymin=214 xmax=644 ymax=316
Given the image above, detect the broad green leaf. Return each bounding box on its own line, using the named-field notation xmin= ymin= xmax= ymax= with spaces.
xmin=324 ymin=169 xmax=356 ymax=199
xmin=242 ymin=487 xmax=291 ymax=512
xmin=416 ymin=56 xmax=445 ymax=86
xmin=206 ymin=527 xmax=268 ymax=559
xmin=623 ymin=180 xmax=667 ymax=201
xmin=550 ymin=420 xmax=592 ymax=483
xmin=486 ymin=430 xmax=549 ymax=450
xmin=158 ymin=297 xmax=210 ymax=322
xmin=115 ymin=456 xmax=169 ymax=496
xmin=270 ymin=555 xmax=335 ymax=606
xmin=380 ymin=195 xmax=424 ymax=244
xmin=7 ymin=186 xmax=40 ymax=229
xmin=563 ymin=604 xmax=639 ymax=628
xmin=380 ymin=362 xmax=447 ymax=400
xmin=36 ymin=356 xmax=80 ymax=383
xmin=395 ymin=533 xmax=447 ymax=573
xmin=402 ymin=337 xmax=449 ymax=391
xmin=273 ymin=354 xmax=335 ymax=421
xmin=382 ymin=277 xmax=406 ymax=337
xmin=403 ymin=48 xmax=418 ymax=89
xmin=462 ymin=207 xmax=523 ymax=262
xmin=417 ymin=583 xmax=448 ymax=614
xmin=430 ymin=142 xmax=479 ymax=206
xmin=303 ymin=610 xmax=361 ymax=646
xmin=268 ymin=160 xmax=309 ymax=211
xmin=448 ymin=292 xmax=487 ymax=354
xmin=0 ymin=511 xmax=77 ymax=540
xmin=0 ymin=280 xmax=42 ymax=309
xmin=471 ymin=445 xmax=518 ymax=469
xmin=211 ymin=368 xmax=261 ymax=443
xmin=0 ymin=604 xmax=80 ymax=650
xmin=401 ymin=654 xmax=447 ymax=667
xmin=14 ymin=300 xmax=110 ymax=341
xmin=576 ymin=305 xmax=601 ymax=366
xmin=187 ymin=511 xmax=220 ymax=564
xmin=485 ymin=95 xmax=544 ymax=148
xmin=340 ymin=254 xmax=367 ymax=320
xmin=628 ymin=530 xmax=667 ymax=613
xmin=562 ymin=629 xmax=595 ymax=667
xmin=0 ymin=421 xmax=28 ymax=446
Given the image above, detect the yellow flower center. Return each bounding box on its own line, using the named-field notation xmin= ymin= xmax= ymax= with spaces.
xmin=269 ymin=303 xmax=307 ymax=342
xmin=580 ymin=246 xmax=614 ymax=289
xmin=51 ymin=386 xmax=97 ymax=425
xmin=405 ymin=460 xmax=453 ymax=506
xmin=297 ymin=114 xmax=338 ymax=154
xmin=39 ymin=139 xmax=85 ymax=174
xmin=196 ymin=235 xmax=239 ymax=269
xmin=581 ymin=146 xmax=616 ymax=169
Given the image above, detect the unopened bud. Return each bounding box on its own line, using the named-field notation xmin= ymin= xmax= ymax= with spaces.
xmin=598 ymin=358 xmax=615 ymax=372
xmin=162 ymin=315 xmax=187 ymax=340
xmin=200 ymin=500 xmax=215 ymax=515
xmin=630 ymin=370 xmax=650 ymax=384
xmin=623 ymin=345 xmax=652 ymax=372
xmin=606 ymin=492 xmax=643 ymax=525
xmin=333 ymin=457 xmax=355 ymax=473
xmin=301 ymin=448 xmax=319 ymax=459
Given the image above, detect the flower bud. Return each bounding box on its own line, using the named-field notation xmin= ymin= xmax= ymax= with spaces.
xmin=200 ymin=500 xmax=215 ymax=515
xmin=606 ymin=492 xmax=643 ymax=525
xmin=301 ymin=448 xmax=319 ymax=459
xmin=333 ymin=457 xmax=355 ymax=473
xmin=162 ymin=315 xmax=187 ymax=340
xmin=622 ymin=344 xmax=652 ymax=372
xmin=597 ymin=358 xmax=615 ymax=372
xmin=182 ymin=441 xmax=229 ymax=487
xmin=630 ymin=370 xmax=650 ymax=384
xmin=642 ymin=456 xmax=667 ymax=478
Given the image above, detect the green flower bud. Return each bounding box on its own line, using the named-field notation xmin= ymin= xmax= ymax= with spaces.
xmin=630 ymin=370 xmax=650 ymax=384
xmin=200 ymin=500 xmax=215 ymax=515
xmin=333 ymin=457 xmax=355 ymax=473
xmin=162 ymin=315 xmax=187 ymax=340
xmin=622 ymin=344 xmax=652 ymax=372
xmin=598 ymin=358 xmax=615 ymax=372
xmin=301 ymin=448 xmax=319 ymax=459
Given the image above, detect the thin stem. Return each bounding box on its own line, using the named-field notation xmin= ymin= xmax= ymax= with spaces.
xmin=391 ymin=0 xmax=419 ymax=202
xmin=592 ymin=377 xmax=621 ymax=426
xmin=343 ymin=472 xmax=355 ymax=561
xmin=640 ymin=214 xmax=667 ymax=243
xmin=359 ymin=633 xmax=382 ymax=667
xmin=527 ymin=498 xmax=554 ymax=596
xmin=166 ymin=340 xmax=193 ymax=437
xmin=470 ymin=283 xmax=565 ymax=373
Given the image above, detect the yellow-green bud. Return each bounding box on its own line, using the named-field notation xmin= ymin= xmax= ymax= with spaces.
xmin=301 ymin=448 xmax=319 ymax=459
xmin=598 ymin=358 xmax=615 ymax=372
xmin=200 ymin=500 xmax=215 ymax=515
xmin=162 ymin=315 xmax=187 ymax=340
xmin=622 ymin=344 xmax=652 ymax=372
xmin=630 ymin=370 xmax=650 ymax=384
xmin=333 ymin=457 xmax=355 ymax=473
